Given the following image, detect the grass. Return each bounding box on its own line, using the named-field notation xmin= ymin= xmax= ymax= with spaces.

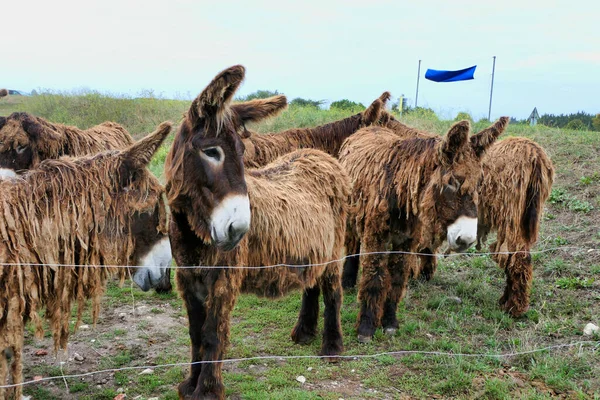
xmin=3 ymin=91 xmax=599 ymax=399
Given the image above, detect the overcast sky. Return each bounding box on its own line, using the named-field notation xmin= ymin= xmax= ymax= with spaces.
xmin=4 ymin=0 xmax=599 ymax=120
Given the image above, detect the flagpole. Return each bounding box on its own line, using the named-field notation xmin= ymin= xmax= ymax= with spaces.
xmin=415 ymin=59 xmax=421 ymax=108
xmin=488 ymin=56 xmax=496 ymax=120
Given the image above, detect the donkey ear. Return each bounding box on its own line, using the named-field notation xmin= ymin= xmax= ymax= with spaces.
xmin=440 ymin=120 xmax=470 ymax=163
xmin=188 ymin=65 xmax=246 ymax=124
xmin=231 ymin=95 xmax=287 ymax=124
xmin=362 ymin=91 xmax=391 ymax=126
xmin=362 ymin=99 xmax=383 ymax=126
xmin=122 ymin=122 xmax=172 ymax=169
xmin=470 ymin=116 xmax=508 ymax=158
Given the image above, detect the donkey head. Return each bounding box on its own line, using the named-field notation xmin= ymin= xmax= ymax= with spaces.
xmin=423 ymin=117 xmax=506 ymax=252
xmin=111 ymin=122 xmax=173 ymax=290
xmin=166 ymin=65 xmax=251 ymax=251
xmin=0 ymin=112 xmax=63 ymax=178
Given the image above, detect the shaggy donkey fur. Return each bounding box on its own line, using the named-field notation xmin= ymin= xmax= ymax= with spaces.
xmin=476 ymin=137 xmax=554 ymax=316
xmin=339 ymin=119 xmax=504 ymax=342
xmin=342 ymin=112 xmax=552 ymax=317
xmin=0 ymin=122 xmax=172 ymax=400
xmin=238 ymin=92 xmax=391 ymax=168
xmin=0 ymin=112 xmax=133 ymax=177
xmin=165 ymin=65 xmax=350 ymax=400
xmin=0 ymin=113 xmax=173 ymax=293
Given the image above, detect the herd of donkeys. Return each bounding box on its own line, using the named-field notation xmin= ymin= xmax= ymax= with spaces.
xmin=0 ymin=65 xmax=553 ymax=399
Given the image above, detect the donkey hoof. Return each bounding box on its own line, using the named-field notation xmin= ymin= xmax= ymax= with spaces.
xmin=384 ymin=327 xmax=397 ymax=336
xmin=357 ymin=334 xmax=372 ymax=344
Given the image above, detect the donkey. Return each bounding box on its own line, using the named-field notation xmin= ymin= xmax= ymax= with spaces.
xmin=342 ymin=113 xmax=550 ymax=317
xmin=0 ymin=112 xmax=133 ymax=179
xmin=338 ymin=119 xmax=503 ymax=342
xmin=237 ymin=92 xmax=390 ymax=168
xmin=0 ymin=121 xmax=173 ymax=400
xmin=0 ymin=112 xmax=174 ymax=294
xmin=165 ymin=65 xmax=350 ymax=400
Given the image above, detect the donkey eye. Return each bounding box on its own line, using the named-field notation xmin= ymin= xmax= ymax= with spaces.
xmin=202 ymin=147 xmax=222 ymax=162
xmin=16 ymin=145 xmax=27 ymax=154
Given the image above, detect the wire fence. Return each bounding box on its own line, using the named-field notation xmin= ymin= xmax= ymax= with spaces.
xmin=0 ymin=245 xmax=597 ymax=269
xmin=1 ymin=341 xmax=598 ymax=389
xmin=1 ymin=245 xmax=598 ymax=391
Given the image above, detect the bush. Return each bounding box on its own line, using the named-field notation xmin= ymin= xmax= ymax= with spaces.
xmin=289 ymin=98 xmax=323 ymax=109
xmin=330 ymin=99 xmax=365 ymax=111
xmin=592 ymin=114 xmax=600 ymax=131
xmin=237 ymin=90 xmax=280 ymax=101
xmin=454 ymin=112 xmax=474 ymax=123
xmin=565 ymin=119 xmax=586 ymax=131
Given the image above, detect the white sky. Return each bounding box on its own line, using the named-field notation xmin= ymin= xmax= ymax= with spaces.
xmin=3 ymin=0 xmax=599 ymax=120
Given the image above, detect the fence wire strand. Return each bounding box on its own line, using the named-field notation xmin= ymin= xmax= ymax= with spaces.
xmin=1 ymin=341 xmax=598 ymax=389
xmin=0 ymin=246 xmax=597 ymax=270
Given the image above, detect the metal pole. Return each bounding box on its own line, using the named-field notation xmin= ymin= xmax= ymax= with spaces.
xmin=488 ymin=56 xmax=496 ymax=121
xmin=415 ymin=59 xmax=421 ymax=108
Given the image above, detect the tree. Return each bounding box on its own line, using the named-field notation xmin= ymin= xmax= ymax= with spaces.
xmin=330 ymin=99 xmax=365 ymax=111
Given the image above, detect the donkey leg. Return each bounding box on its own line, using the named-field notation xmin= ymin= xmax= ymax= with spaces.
xmin=9 ymin=344 xmax=23 ymax=400
xmin=381 ymin=253 xmax=411 ymax=335
xmin=192 ymin=289 xmax=237 ymax=400
xmin=356 ymin=231 xmax=391 ymax=343
xmin=501 ymin=251 xmax=533 ymax=317
xmin=418 ymin=250 xmax=438 ymax=281
xmin=154 ymin=266 xmax=173 ymax=294
xmin=178 ymin=276 xmax=207 ymax=399
xmin=291 ymin=286 xmax=320 ymax=344
xmin=342 ymin=227 xmax=361 ymax=289
xmin=319 ymin=265 xmax=344 ymax=358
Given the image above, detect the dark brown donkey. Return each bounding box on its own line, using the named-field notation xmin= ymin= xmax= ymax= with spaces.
xmin=338 ymin=119 xmax=503 ymax=342
xmin=165 ymin=66 xmax=350 ymax=400
xmin=237 ymin=92 xmax=390 ymax=168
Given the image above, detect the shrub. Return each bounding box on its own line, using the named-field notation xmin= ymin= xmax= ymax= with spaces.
xmin=330 ymin=99 xmax=365 ymax=111
xmin=237 ymin=90 xmax=280 ymax=101
xmin=454 ymin=112 xmax=474 ymax=123
xmin=565 ymin=119 xmax=586 ymax=131
xmin=289 ymin=98 xmax=324 ymax=109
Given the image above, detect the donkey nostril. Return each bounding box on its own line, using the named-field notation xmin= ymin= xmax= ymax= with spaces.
xmin=456 ymin=236 xmax=465 ymax=245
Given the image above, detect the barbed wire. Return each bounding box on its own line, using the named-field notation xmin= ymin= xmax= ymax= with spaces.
xmin=1 ymin=340 xmax=597 ymax=389
xmin=0 ymin=246 xmax=597 ymax=270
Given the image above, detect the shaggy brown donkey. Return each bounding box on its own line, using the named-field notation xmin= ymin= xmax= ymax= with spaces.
xmin=0 ymin=112 xmax=174 ymax=294
xmin=475 ymin=137 xmax=554 ymax=316
xmin=341 ymin=113 xmax=552 ymax=317
xmin=339 ymin=119 xmax=503 ymax=342
xmin=238 ymin=92 xmax=391 ymax=168
xmin=0 ymin=112 xmax=133 ymax=178
xmin=0 ymin=122 xmax=172 ymax=400
xmin=165 ymin=66 xmax=350 ymax=400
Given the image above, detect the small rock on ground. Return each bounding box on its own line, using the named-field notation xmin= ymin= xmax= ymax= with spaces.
xmin=139 ymin=368 xmax=154 ymax=375
xmin=296 ymin=375 xmax=306 ymax=384
xmin=583 ymin=323 xmax=599 ymax=335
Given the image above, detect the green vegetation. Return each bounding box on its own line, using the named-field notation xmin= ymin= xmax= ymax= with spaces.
xmin=2 ymin=91 xmax=598 ymax=399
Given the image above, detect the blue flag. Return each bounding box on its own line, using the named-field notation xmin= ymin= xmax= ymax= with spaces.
xmin=425 ymin=65 xmax=477 ymax=83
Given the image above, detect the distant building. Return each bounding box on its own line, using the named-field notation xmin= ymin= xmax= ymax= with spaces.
xmin=527 ymin=107 xmax=540 ymax=126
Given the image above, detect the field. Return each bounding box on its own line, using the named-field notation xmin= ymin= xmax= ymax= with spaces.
xmin=1 ymin=93 xmax=599 ymax=399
